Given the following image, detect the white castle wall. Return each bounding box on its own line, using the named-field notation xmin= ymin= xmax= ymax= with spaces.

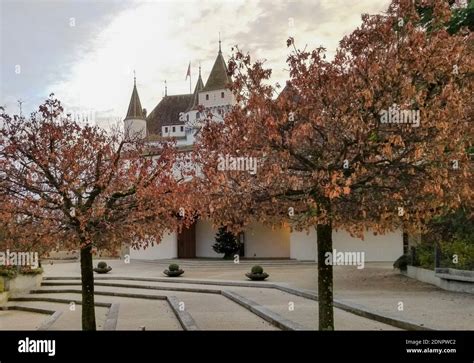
xmin=243 ymin=222 xmax=291 ymax=258
xmin=162 ymin=124 xmax=185 ymax=138
xmin=199 ymin=89 xmax=234 ymax=108
xmin=196 ymin=219 xmax=222 ymax=258
xmin=129 ymin=231 xmax=177 ymax=260
xmin=290 ymin=228 xmax=403 ymax=262
xmin=124 ymin=118 xmax=147 ymax=139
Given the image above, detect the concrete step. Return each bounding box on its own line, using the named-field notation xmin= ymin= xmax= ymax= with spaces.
xmin=227 ymin=287 xmax=400 ymax=330
xmin=36 ymin=279 xmax=398 ymax=330
xmin=137 ymin=259 xmax=316 ymax=268
xmin=6 ymin=300 xmax=108 ymax=330
xmin=31 ymin=284 xmax=278 ymax=330
xmin=12 ymin=292 xmax=182 ymax=331
xmin=0 ymin=308 xmax=48 ymax=330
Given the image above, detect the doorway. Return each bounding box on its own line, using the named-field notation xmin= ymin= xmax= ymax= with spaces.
xmin=177 ymin=222 xmax=196 ymax=258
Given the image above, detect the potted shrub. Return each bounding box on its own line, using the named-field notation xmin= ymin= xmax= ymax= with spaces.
xmin=163 ymin=263 xmax=184 ymax=277
xmin=93 ymin=261 xmax=112 ymax=274
xmin=245 ymin=265 xmax=269 ymax=281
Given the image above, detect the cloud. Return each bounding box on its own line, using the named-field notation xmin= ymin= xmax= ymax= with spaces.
xmin=0 ymin=0 xmax=131 ymax=114
xmin=1 ymin=0 xmax=391 ymax=124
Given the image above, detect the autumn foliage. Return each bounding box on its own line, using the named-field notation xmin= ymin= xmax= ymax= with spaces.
xmin=194 ymin=0 xmax=473 ymax=329
xmin=0 ymin=96 xmax=193 ymax=330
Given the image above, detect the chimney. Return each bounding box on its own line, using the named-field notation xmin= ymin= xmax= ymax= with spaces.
xmin=142 ymin=108 xmax=147 ymax=118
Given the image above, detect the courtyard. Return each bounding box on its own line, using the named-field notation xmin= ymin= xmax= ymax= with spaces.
xmin=1 ymin=259 xmax=472 ymax=331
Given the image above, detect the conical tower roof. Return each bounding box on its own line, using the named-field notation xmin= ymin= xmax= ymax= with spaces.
xmin=125 ymin=77 xmax=145 ymax=120
xmin=187 ymin=67 xmax=204 ymax=111
xmin=202 ymin=42 xmax=231 ymax=92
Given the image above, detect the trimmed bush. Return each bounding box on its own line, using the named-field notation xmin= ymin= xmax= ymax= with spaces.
xmin=93 ymin=262 xmax=112 ymax=274
xmin=169 ymin=263 xmax=180 ymax=272
xmin=163 ymin=265 xmax=184 ymax=277
xmin=246 ymin=265 xmax=269 ymax=281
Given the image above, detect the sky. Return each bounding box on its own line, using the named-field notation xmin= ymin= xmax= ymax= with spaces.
xmin=0 ymin=0 xmax=391 ymax=129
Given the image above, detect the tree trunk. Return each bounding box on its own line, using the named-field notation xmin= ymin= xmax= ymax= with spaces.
xmin=80 ymin=245 xmax=96 ymax=331
xmin=316 ymin=223 xmax=334 ymax=331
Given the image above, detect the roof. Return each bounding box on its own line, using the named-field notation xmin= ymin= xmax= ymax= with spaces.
xmin=146 ymin=94 xmax=193 ymax=135
xmin=187 ymin=71 xmax=204 ymax=111
xmin=124 ymin=80 xmax=145 ymax=120
xmin=202 ymin=48 xmax=231 ymax=92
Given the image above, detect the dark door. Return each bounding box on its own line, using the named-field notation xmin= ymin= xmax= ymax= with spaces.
xmin=177 ymin=223 xmax=196 ymax=258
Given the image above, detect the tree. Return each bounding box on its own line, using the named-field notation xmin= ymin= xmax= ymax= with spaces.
xmin=417 ymin=0 xmax=473 ymax=34
xmin=213 ymin=226 xmax=242 ymax=259
xmin=194 ymin=0 xmax=472 ymax=330
xmin=0 ymin=194 xmax=53 ymax=265
xmin=0 ymin=96 xmax=192 ymax=330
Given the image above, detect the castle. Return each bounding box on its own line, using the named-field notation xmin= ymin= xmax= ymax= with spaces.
xmin=123 ymin=40 xmax=234 ymax=147
xmin=122 ymin=42 xmax=403 ymax=262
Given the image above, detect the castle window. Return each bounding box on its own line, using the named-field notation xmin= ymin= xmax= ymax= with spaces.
xmin=164 ymin=127 xmax=168 ymax=133
xmin=206 ymin=94 xmax=209 ymax=101
xmin=180 ymin=126 xmax=184 ymax=132
xmin=186 ymin=114 xmax=189 ymax=121
xmin=196 ymin=112 xmax=200 ymax=119
xmin=221 ymin=92 xmax=225 ymax=98
xmin=172 ymin=126 xmax=176 ymax=132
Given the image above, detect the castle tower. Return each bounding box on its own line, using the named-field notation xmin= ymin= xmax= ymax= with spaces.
xmin=199 ymin=37 xmax=234 ymax=111
xmin=124 ymin=74 xmax=147 ymax=139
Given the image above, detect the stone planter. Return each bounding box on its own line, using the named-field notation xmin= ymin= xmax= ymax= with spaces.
xmin=163 ymin=269 xmax=184 ymax=277
xmin=403 ymin=266 xmax=473 ymax=294
xmin=2 ymin=274 xmax=43 ymax=297
xmin=0 ymin=292 xmax=8 ymax=307
xmin=245 ymin=272 xmax=269 ymax=281
xmin=0 ymin=278 xmax=7 ymax=307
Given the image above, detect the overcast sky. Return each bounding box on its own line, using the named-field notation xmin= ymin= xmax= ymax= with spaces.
xmin=0 ymin=0 xmax=390 ymax=127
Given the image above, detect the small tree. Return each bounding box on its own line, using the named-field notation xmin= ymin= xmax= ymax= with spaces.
xmin=213 ymin=227 xmax=241 ymax=259
xmin=0 ymin=96 xmax=192 ymax=330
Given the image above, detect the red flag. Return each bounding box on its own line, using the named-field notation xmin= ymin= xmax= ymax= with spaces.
xmin=185 ymin=62 xmax=191 ymax=80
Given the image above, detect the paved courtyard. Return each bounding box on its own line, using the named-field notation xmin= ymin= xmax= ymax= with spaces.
xmin=1 ymin=259 xmax=473 ymax=330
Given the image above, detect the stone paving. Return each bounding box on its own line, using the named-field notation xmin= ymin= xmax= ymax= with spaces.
xmin=0 ymin=309 xmax=46 ymax=330
xmin=1 ymin=258 xmax=472 ymax=330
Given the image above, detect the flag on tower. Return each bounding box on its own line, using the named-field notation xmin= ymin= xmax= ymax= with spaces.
xmin=185 ymin=62 xmax=191 ymax=80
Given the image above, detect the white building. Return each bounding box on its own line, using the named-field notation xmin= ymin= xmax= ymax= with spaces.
xmin=124 ymin=42 xmax=404 ymax=262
